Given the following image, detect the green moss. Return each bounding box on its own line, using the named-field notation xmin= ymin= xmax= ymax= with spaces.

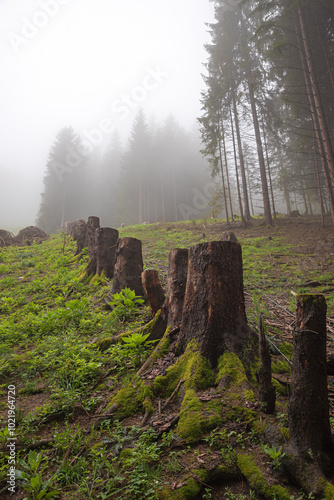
xmin=237 ymin=453 xmax=269 ymax=496
xmin=176 ymin=389 xmax=223 ymax=443
xmin=225 ymin=405 xmax=256 ymax=424
xmin=272 ymin=359 xmax=291 ymax=375
xmin=154 ymin=340 xmax=215 ymax=398
xmin=119 ymin=448 xmax=134 ymax=462
xmin=237 ymin=453 xmax=291 ymax=500
xmin=107 ymin=378 xmax=154 ymax=418
xmin=205 ymin=399 xmax=224 ymax=428
xmin=251 ymin=420 xmax=266 ymax=436
xmin=149 ymin=325 xmax=171 ymax=362
xmin=278 ymin=342 xmax=293 ymax=359
xmin=280 ymin=427 xmax=289 ymax=441
xmin=159 ymin=470 xmax=208 ymax=500
xmin=324 ymin=482 xmax=334 ymax=500
xmin=243 ymin=389 xmax=255 ymax=402
xmin=96 ymin=338 xmax=114 ymax=351
xmin=272 ymin=377 xmax=287 ymax=396
xmin=90 ymin=271 xmax=108 ymax=285
xmin=216 ymin=352 xmax=248 ymax=387
xmin=269 ymin=485 xmax=291 ymax=500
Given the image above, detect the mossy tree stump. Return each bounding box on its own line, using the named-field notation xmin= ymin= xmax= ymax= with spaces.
xmin=142 ymin=270 xmax=165 ymax=317
xmin=162 ymin=248 xmax=188 ymax=326
xmin=85 ymin=216 xmax=100 ymax=275
xmin=112 ymin=237 xmax=144 ymax=296
xmin=178 ymin=241 xmax=256 ymax=367
xmin=95 ymin=227 xmax=119 ymax=279
xmin=288 ymin=294 xmax=333 ymax=466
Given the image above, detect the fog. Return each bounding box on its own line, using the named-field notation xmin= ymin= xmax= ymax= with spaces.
xmin=0 ymin=0 xmax=214 ymax=230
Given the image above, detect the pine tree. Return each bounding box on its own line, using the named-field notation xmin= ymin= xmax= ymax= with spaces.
xmin=116 ymin=109 xmax=151 ymax=225
xmin=36 ymin=127 xmax=80 ymax=233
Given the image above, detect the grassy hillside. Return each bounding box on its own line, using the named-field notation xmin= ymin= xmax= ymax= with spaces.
xmin=0 ymin=216 xmax=333 ymax=499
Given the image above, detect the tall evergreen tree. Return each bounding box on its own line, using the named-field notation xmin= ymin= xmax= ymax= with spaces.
xmin=98 ymin=130 xmax=123 ymax=226
xmin=116 ymin=109 xmax=151 ymax=225
xmin=36 ymin=127 xmax=81 ymax=233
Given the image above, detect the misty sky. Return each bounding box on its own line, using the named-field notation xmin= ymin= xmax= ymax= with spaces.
xmin=0 ymin=0 xmax=215 ymax=229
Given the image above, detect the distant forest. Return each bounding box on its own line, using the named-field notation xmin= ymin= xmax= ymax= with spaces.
xmin=37 ymin=0 xmax=334 ymax=232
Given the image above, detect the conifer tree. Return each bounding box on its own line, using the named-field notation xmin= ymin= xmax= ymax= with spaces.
xmin=36 ymin=127 xmax=81 ymax=233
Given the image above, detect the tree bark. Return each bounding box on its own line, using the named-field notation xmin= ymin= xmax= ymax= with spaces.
xmin=162 ymin=248 xmax=188 ymax=326
xmin=258 ymin=315 xmax=275 ymax=414
xmin=178 ymin=241 xmax=255 ymax=367
xmin=217 ymin=114 xmax=230 ymax=225
xmin=262 ymin=117 xmax=277 ymax=221
xmin=112 ymin=237 xmax=144 ymax=296
xmin=232 ymin=89 xmax=251 ymax=220
xmin=230 ymin=106 xmax=245 ymax=226
xmin=288 ymin=294 xmax=333 ymax=467
xmin=222 ymin=124 xmax=234 ymax=222
xmin=85 ymin=216 xmax=100 ymax=275
xmin=95 ymin=227 xmax=119 ymax=278
xmin=142 ymin=270 xmax=166 ymax=317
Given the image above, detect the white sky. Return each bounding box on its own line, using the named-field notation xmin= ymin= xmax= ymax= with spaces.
xmin=0 ymin=0 xmax=215 ymax=229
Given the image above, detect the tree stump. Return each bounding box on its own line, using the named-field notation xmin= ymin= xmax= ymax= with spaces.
xmin=162 ymin=248 xmax=188 ymax=326
xmin=112 ymin=237 xmax=144 ymax=296
xmin=221 ymin=231 xmax=238 ymax=242
xmin=178 ymin=241 xmax=255 ymax=367
xmin=141 ymin=270 xmax=165 ymax=317
xmin=65 ymin=220 xmax=87 ymax=255
xmin=96 ymin=227 xmax=119 ymax=278
xmin=85 ymin=216 xmax=100 ymax=276
xmin=288 ymin=294 xmax=333 ymax=466
xmin=258 ymin=315 xmax=275 ymax=414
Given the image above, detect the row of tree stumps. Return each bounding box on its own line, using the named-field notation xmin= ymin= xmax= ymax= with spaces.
xmin=66 ymin=216 xmax=144 ymax=295
xmin=67 ymin=218 xmax=333 ymax=490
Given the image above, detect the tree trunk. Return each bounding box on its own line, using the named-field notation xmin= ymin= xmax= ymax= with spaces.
xmin=162 ymin=248 xmax=188 ymax=326
xmin=142 ymin=270 xmax=166 ymax=317
xmin=248 ymin=81 xmax=273 ymax=226
xmin=262 ymin=117 xmax=277 ymax=221
xmin=232 ymin=89 xmax=251 ymax=220
xmin=95 ymin=227 xmax=119 ymax=278
xmin=230 ymin=106 xmax=245 ymax=226
xmin=178 ymin=241 xmax=255 ymax=367
xmin=85 ymin=216 xmax=100 ymax=275
xmin=65 ymin=220 xmax=87 ymax=255
xmin=222 ymin=124 xmax=234 ymax=222
xmin=258 ymin=315 xmax=275 ymax=414
xmin=288 ymin=294 xmax=333 ymax=467
xmin=240 ymin=15 xmax=272 ymax=226
xmin=112 ymin=237 xmax=144 ymax=296
xmin=217 ymin=115 xmax=230 ymax=225
xmin=314 ymin=147 xmax=325 ymax=228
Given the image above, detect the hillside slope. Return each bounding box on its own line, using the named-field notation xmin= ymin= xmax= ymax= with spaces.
xmin=0 ymin=216 xmax=333 ymax=499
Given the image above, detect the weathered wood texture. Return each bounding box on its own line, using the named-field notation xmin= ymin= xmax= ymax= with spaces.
xmin=162 ymin=248 xmax=188 ymax=326
xmin=85 ymin=216 xmax=100 ymax=275
xmin=96 ymin=227 xmax=119 ymax=278
xmin=178 ymin=241 xmax=254 ymax=366
xmin=258 ymin=315 xmax=276 ymax=413
xmin=142 ymin=270 xmax=165 ymax=317
xmin=288 ymin=294 xmax=333 ymax=464
xmin=112 ymin=237 xmax=144 ymax=296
